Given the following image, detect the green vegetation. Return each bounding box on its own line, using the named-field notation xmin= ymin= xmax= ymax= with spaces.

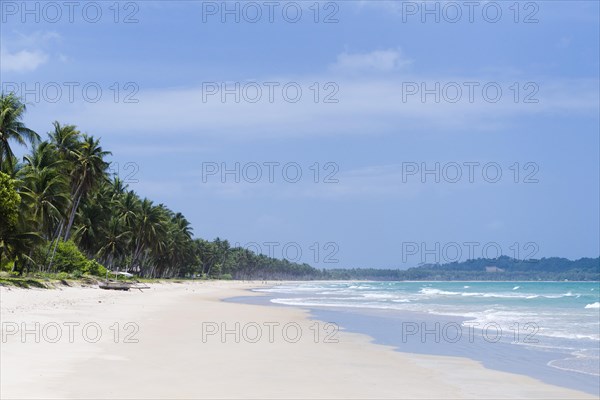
xmin=321 ymin=256 xmax=600 ymax=281
xmin=0 ymin=92 xmax=316 ymax=281
xmin=0 ymin=171 xmax=21 ymax=266
xmin=49 ymin=240 xmax=107 ymax=276
xmin=0 ymin=277 xmax=48 ymax=289
xmin=1 ymin=92 xmax=598 ymax=285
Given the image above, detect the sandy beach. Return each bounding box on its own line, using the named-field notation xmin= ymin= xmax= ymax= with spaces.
xmin=0 ymin=281 xmax=595 ymax=399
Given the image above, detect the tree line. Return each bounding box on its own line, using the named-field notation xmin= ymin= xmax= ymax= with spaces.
xmin=0 ymin=92 xmax=318 ymax=279
xmin=320 ymin=256 xmax=600 ymax=281
xmin=1 ymin=92 xmax=598 ymax=281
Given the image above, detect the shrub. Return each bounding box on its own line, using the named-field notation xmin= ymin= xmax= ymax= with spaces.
xmin=0 ymin=172 xmax=20 ymax=238
xmin=51 ymin=241 xmax=90 ymax=274
xmin=56 ymin=272 xmax=70 ymax=280
xmin=220 ymin=273 xmax=233 ymax=280
xmin=86 ymin=260 xmax=108 ymax=277
xmin=1 ymin=261 xmax=14 ymax=272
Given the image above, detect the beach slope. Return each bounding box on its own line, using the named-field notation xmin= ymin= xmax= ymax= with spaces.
xmin=0 ymin=281 xmax=594 ymax=399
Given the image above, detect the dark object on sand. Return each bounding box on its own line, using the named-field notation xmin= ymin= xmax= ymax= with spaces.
xmin=99 ymin=271 xmax=149 ymax=291
xmin=98 ymin=281 xmax=134 ymax=291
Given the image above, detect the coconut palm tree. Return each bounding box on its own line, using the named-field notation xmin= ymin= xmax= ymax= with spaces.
xmin=154 ymin=211 xmax=195 ymax=277
xmin=20 ymin=142 xmax=71 ymax=240
xmin=0 ymin=94 xmax=328 ymax=279
xmin=1 ymin=170 xmax=43 ymax=274
xmin=96 ymin=216 xmax=132 ymax=270
xmin=129 ymin=199 xmax=167 ymax=275
xmin=63 ymin=135 xmax=111 ymax=240
xmin=72 ymin=188 xmax=112 ymax=256
xmin=48 ymin=121 xmax=80 ymax=160
xmin=0 ymin=93 xmax=40 ymax=172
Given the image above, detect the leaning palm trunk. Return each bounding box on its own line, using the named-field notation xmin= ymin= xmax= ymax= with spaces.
xmin=63 ymin=190 xmax=83 ymax=241
xmin=63 ymin=169 xmax=87 ymax=241
xmin=129 ymin=232 xmax=146 ymax=273
xmin=44 ymin=221 xmax=63 ymax=270
xmin=47 ymin=223 xmax=64 ymax=272
xmin=106 ymin=253 xmax=114 ymax=270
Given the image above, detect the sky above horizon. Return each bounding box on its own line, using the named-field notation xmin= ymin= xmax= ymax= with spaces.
xmin=1 ymin=1 xmax=599 ymax=268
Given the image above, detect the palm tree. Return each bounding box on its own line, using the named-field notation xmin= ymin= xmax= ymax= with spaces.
xmin=1 ymin=171 xmax=43 ymax=274
xmin=2 ymin=228 xmax=42 ymax=274
xmin=0 ymin=93 xmax=40 ymax=171
xmin=96 ymin=216 xmax=132 ymax=270
xmin=20 ymin=142 xmax=70 ymax=240
xmin=1 ymin=155 xmax=22 ymax=179
xmin=72 ymin=188 xmax=112 ymax=256
xmin=63 ymin=135 xmax=111 ymax=240
xmin=109 ymin=176 xmax=127 ymax=197
xmin=48 ymin=121 xmax=80 ymax=160
xmin=117 ymin=190 xmax=140 ymax=228
xmin=155 ymin=212 xmax=195 ymax=277
xmin=129 ymin=199 xmax=167 ymax=275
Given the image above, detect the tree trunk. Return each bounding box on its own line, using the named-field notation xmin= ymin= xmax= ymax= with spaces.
xmin=47 ymin=223 xmax=64 ymax=272
xmin=44 ymin=221 xmax=63 ymax=268
xmin=63 ymin=191 xmax=83 ymax=241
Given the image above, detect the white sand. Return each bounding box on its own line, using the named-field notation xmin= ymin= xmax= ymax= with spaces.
xmin=0 ymin=281 xmax=594 ymax=399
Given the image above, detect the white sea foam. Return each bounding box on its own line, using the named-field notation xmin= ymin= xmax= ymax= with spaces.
xmin=418 ymin=288 xmax=571 ymax=300
xmin=254 ymin=286 xmax=324 ymax=294
xmin=361 ymin=293 xmax=399 ymax=300
xmin=548 ymin=358 xmax=600 ymax=377
xmin=270 ymin=298 xmax=408 ymax=310
xmin=538 ymin=331 xmax=600 ymax=341
xmin=264 ymin=282 xmax=600 ymax=347
xmin=418 ymin=288 xmax=461 ymax=296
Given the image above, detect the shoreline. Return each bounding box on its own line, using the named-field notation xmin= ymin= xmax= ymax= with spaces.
xmin=229 ymin=288 xmax=600 ymax=396
xmin=1 ymin=281 xmax=596 ymax=399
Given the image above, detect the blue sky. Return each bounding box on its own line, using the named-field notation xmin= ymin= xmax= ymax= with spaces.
xmin=1 ymin=1 xmax=599 ymax=268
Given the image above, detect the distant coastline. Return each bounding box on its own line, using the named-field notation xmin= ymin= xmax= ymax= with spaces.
xmin=2 ymin=255 xmax=598 ymax=289
xmin=317 ymin=256 xmax=600 ymax=281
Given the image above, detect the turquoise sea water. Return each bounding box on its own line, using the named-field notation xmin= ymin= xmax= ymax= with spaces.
xmin=256 ymin=281 xmax=600 ymax=377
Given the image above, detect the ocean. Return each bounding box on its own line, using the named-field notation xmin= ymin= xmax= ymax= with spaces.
xmin=248 ymin=281 xmax=600 ymax=394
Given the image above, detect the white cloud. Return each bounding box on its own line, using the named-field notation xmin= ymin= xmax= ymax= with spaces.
xmin=330 ymin=49 xmax=412 ymax=73
xmin=0 ymin=31 xmax=61 ymax=73
xmin=13 ymin=31 xmax=61 ymax=47
xmin=0 ymin=49 xmax=48 ymax=72
xmin=114 ymin=144 xmax=212 ymax=156
xmin=40 ymin=75 xmax=596 ymax=141
xmin=166 ymin=161 xmax=529 ymax=201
